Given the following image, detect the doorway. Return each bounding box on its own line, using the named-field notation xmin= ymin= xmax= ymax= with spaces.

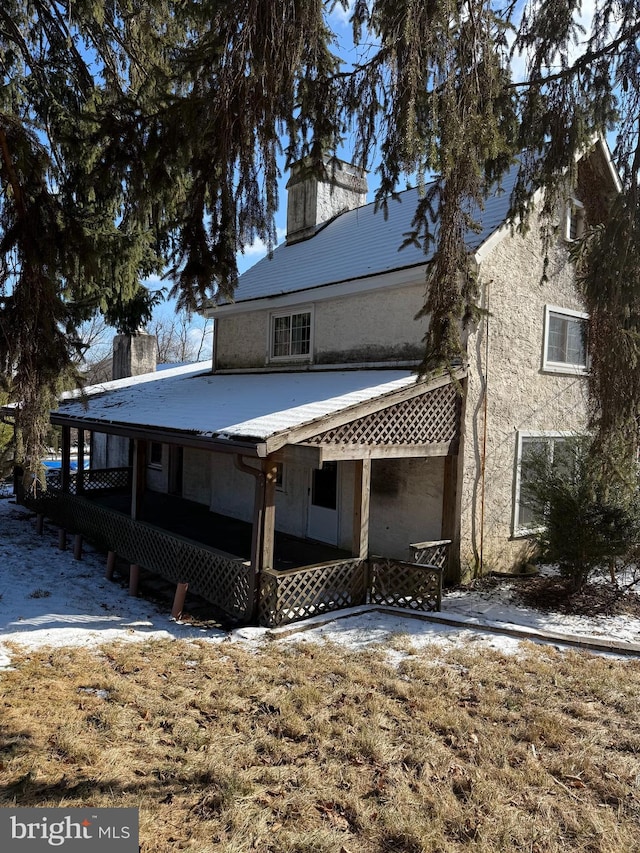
xmin=306 ymin=462 xmax=339 ymax=545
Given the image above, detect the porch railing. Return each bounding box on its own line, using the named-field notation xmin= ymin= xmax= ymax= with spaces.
xmin=45 ymin=467 xmax=132 ymax=495
xmin=25 ymin=481 xmax=444 ymax=628
xmin=259 ymin=558 xmax=368 ymax=628
xmin=26 ymin=491 xmax=253 ymax=624
xmin=409 ymin=539 xmax=451 ymax=570
xmin=369 ymin=557 xmax=443 ymax=612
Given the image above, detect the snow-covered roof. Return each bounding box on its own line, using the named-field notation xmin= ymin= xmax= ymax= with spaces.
xmin=225 ymin=165 xmax=519 ymax=305
xmin=61 ymin=362 xmax=207 ymax=402
xmin=54 ymin=368 xmax=420 ymax=447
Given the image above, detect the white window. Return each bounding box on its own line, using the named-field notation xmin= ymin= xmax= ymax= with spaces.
xmin=543 ymin=305 xmax=588 ymax=374
xmin=513 ymin=431 xmax=573 ymax=535
xmin=565 ymin=198 xmax=585 ymax=241
xmin=270 ymin=309 xmax=312 ymax=360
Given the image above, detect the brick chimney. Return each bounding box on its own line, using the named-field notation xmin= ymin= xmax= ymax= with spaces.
xmin=286 ymin=158 xmax=368 ymax=245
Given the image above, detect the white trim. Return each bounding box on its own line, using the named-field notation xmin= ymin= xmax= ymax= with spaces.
xmin=591 ymin=136 xmax=623 ymax=194
xmin=268 ymin=306 xmax=314 ymax=363
xmin=512 ymin=430 xmax=575 ymax=537
xmin=542 ymin=304 xmax=589 ymax=375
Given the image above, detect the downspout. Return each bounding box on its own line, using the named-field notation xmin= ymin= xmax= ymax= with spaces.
xmin=234 ymin=455 xmax=266 ymax=623
xmin=479 ymin=282 xmax=490 ymax=576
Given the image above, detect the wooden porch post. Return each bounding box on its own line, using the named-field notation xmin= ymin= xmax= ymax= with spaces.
xmin=105 ymin=551 xmax=116 ymax=580
xmin=352 ymin=459 xmax=371 ymax=559
xmin=171 ymin=582 xmax=189 ymax=620
xmin=235 ymin=455 xmax=278 ymax=624
xmin=76 ymin=428 xmax=85 ymax=494
xmin=73 ymin=534 xmax=83 ymax=560
xmin=61 ymin=426 xmax=71 ymax=493
xmin=129 ymin=564 xmax=140 ymax=596
xmin=130 ymin=439 xmax=147 ymax=520
xmin=260 ymin=459 xmax=279 ymax=571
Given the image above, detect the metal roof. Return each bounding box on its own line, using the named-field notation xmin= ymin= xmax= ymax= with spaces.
xmin=227 ymin=165 xmax=519 ymax=304
xmin=53 ymin=368 xmax=420 ymax=446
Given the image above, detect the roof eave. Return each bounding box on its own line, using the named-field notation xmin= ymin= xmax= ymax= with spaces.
xmin=50 ymin=413 xmax=265 ymax=457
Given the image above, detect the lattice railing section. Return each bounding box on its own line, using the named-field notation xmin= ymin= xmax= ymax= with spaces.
xmin=259 ymin=559 xmax=367 ymax=627
xmin=80 ymin=467 xmax=132 ymax=493
xmin=409 ymin=539 xmax=451 ymax=570
xmin=369 ymin=558 xmax=442 ymax=612
xmin=306 ymin=383 xmax=461 ymax=447
xmin=41 ymin=467 xmax=131 ymax=496
xmin=26 ymin=492 xmax=253 ymax=623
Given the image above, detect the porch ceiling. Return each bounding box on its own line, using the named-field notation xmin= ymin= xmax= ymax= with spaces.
xmin=51 ymin=366 xmax=463 ymax=459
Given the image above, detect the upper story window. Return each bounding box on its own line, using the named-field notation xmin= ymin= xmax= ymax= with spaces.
xmin=270 ymin=309 xmax=312 ymax=360
xmin=565 ymin=198 xmax=585 ymax=241
xmin=543 ymin=305 xmax=588 ymax=374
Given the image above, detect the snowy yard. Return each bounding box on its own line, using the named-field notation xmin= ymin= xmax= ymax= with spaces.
xmin=1 ymin=491 xmax=639 ymax=668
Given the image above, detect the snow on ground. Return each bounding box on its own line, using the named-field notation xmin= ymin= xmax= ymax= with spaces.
xmin=1 ymin=491 xmax=640 ymax=669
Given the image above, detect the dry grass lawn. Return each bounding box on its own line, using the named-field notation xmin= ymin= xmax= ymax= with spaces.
xmin=0 ymin=637 xmax=639 ymax=852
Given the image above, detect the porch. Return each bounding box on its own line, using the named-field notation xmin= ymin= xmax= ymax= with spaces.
xmin=26 ymin=477 xmax=447 ymax=628
xmin=39 ymin=367 xmax=463 ymax=627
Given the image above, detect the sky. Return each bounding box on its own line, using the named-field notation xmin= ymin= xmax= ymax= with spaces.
xmin=1 ymin=491 xmax=638 ymax=671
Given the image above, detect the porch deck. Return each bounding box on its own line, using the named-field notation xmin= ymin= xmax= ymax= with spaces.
xmin=93 ymin=490 xmax=350 ymax=571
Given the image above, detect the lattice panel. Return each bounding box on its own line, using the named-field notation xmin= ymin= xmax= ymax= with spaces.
xmin=307 ymin=383 xmax=461 ymax=447
xmin=259 ymin=559 xmax=367 ymax=627
xmin=370 ymin=558 xmax=442 ymax=612
xmin=27 ymin=492 xmax=253 ymax=623
xmin=81 ymin=467 xmax=132 ymax=492
xmin=409 ymin=539 xmax=451 ymax=570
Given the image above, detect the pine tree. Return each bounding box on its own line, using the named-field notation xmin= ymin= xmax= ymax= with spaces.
xmin=2 ymin=1 xmax=640 ymax=479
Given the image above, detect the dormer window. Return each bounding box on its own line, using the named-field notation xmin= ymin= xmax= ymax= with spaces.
xmin=270 ymin=309 xmax=312 ymax=360
xmin=565 ymin=198 xmax=585 ymax=241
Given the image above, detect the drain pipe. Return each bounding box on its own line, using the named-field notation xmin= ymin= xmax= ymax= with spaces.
xmin=479 ymin=282 xmax=490 ymax=576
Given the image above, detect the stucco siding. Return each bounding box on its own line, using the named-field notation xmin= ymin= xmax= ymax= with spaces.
xmin=215 ymin=312 xmax=267 ymax=369
xmin=214 ymin=281 xmax=428 ymax=369
xmin=182 ymin=449 xmax=212 ymax=505
xmin=207 ymin=455 xmax=309 ymax=538
xmin=459 ymin=220 xmax=589 ymax=575
xmin=369 ymin=457 xmax=444 ymax=560
xmin=314 ymin=285 xmax=427 ymax=364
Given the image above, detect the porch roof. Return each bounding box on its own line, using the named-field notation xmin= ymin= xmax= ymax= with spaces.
xmin=52 ymin=366 xmax=455 ymax=455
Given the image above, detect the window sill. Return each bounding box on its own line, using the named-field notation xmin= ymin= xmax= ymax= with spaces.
xmin=541 ymin=363 xmax=588 ymax=376
xmin=511 ymin=526 xmax=544 ymax=540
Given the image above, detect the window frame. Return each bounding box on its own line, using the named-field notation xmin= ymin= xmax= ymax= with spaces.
xmin=148 ymin=441 xmax=163 ymax=469
xmin=565 ymin=197 xmax=585 ymax=242
xmin=512 ymin=430 xmax=575 ymax=537
xmin=268 ymin=307 xmax=313 ymax=363
xmin=542 ymin=304 xmax=589 ymax=375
